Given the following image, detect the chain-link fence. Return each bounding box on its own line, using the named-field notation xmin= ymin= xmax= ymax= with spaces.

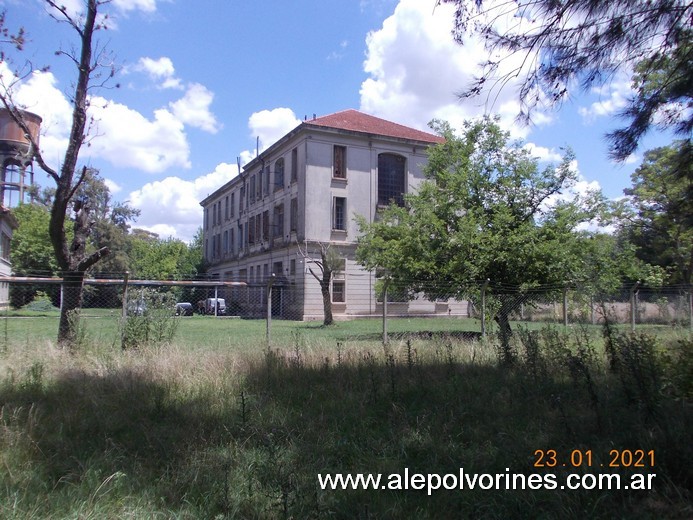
xmin=1 ymin=275 xmax=690 ymax=349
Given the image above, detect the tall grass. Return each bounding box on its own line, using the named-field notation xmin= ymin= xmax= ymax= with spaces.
xmin=0 ymin=324 xmax=691 ymax=518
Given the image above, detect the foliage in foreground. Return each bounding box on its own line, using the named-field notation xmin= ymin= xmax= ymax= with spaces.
xmin=0 ymin=327 xmax=691 ymax=519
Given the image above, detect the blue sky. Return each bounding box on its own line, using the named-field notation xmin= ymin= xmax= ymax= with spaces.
xmin=1 ymin=0 xmax=673 ymax=241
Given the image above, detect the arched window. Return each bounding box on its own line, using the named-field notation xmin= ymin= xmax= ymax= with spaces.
xmin=378 ymin=153 xmax=406 ymax=206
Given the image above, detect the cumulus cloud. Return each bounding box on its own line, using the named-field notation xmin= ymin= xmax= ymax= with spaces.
xmin=112 ymin=0 xmax=159 ymax=13
xmin=248 ymin=108 xmax=302 ymax=153
xmin=2 ymin=61 xmax=224 ymax=174
xmin=169 ymin=83 xmax=221 ymax=133
xmin=87 ymin=97 xmax=191 ymax=172
xmin=523 ymin=143 xmax=565 ymax=163
xmin=44 ymin=0 xmax=160 ymax=29
xmin=578 ymin=76 xmax=633 ymax=123
xmin=132 ymin=57 xmax=183 ymax=90
xmin=359 ymin=0 xmax=550 ymax=137
xmin=128 ymin=162 xmax=240 ymax=242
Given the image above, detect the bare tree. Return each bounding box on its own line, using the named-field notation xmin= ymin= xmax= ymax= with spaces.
xmin=297 ymin=240 xmax=343 ymax=326
xmin=0 ymin=1 xmax=115 ymax=345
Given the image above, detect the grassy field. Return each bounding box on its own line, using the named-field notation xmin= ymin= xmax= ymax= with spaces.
xmin=0 ymin=313 xmax=691 ymax=518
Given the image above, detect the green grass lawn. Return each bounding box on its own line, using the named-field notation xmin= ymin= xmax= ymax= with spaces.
xmin=0 ymin=312 xmax=690 ymax=519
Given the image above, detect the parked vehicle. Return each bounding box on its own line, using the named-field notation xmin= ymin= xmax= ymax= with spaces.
xmin=127 ymin=300 xmax=146 ymax=316
xmin=175 ymin=302 xmax=194 ymax=316
xmin=204 ymin=298 xmax=226 ymax=315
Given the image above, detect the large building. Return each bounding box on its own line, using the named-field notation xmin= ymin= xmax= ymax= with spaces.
xmin=200 ymin=109 xmax=455 ymax=320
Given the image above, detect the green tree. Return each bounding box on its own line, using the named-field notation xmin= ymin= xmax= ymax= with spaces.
xmin=439 ymin=0 xmax=692 ymax=160
xmin=127 ymin=234 xmax=193 ymax=281
xmin=620 ymin=141 xmax=693 ymax=285
xmin=9 ymin=203 xmax=60 ymax=308
xmin=356 ymin=118 xmax=607 ymax=360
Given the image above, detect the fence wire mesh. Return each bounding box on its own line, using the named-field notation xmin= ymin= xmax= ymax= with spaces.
xmin=1 ymin=275 xmax=690 ymax=349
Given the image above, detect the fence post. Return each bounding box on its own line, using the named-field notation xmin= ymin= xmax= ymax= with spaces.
xmin=562 ymin=287 xmax=569 ymax=327
xmin=121 ymin=271 xmax=129 ymax=320
xmin=630 ymin=281 xmax=640 ymax=333
xmin=266 ymin=274 xmax=275 ymax=348
xmin=481 ymin=279 xmax=490 ymax=337
xmin=689 ymin=288 xmax=692 ymax=334
xmin=382 ymin=279 xmax=389 ymax=346
xmin=120 ymin=271 xmax=129 ymax=350
xmin=214 ymin=285 xmax=219 ymax=317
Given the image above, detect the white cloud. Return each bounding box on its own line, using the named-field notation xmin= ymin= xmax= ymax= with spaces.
xmin=578 ymin=76 xmax=632 ymax=123
xmin=87 ymin=97 xmax=191 ymax=173
xmin=169 ymin=83 xmax=221 ymax=133
xmin=104 ymin=178 xmax=123 ymax=195
xmin=132 ymin=56 xmax=183 ymax=90
xmin=248 ymin=108 xmax=301 ymax=152
xmin=112 ymin=0 xmax=159 ymax=13
xmin=43 ymin=0 xmax=160 ymax=30
xmin=128 ymin=162 xmax=239 ymax=242
xmin=359 ymin=0 xmax=550 ymax=138
xmin=523 ymin=143 xmax=564 ymax=163
xmin=2 ymin=64 xmax=225 ymax=174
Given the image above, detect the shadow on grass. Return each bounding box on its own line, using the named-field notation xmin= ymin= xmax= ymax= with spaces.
xmin=0 ymin=342 xmax=691 ymax=519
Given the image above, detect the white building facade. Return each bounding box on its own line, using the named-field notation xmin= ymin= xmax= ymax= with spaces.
xmin=200 ymin=110 xmax=454 ymax=320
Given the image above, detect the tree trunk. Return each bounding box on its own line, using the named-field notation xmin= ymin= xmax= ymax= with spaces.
xmin=58 ymin=270 xmax=86 ymax=346
xmin=495 ymin=306 xmax=514 ymax=366
xmin=321 ymin=281 xmax=333 ymax=326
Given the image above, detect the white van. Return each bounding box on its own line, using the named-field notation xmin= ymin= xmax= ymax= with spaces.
xmin=205 ymin=298 xmax=226 ymax=315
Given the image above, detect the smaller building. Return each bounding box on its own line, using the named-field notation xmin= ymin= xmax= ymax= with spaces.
xmin=0 ymin=206 xmax=18 ymax=308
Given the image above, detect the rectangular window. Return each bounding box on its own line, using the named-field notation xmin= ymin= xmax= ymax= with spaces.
xmin=229 ymin=228 xmax=235 ymax=256
xmin=263 ymin=264 xmax=269 ymax=281
xmin=274 ymin=159 xmax=285 ymax=192
xmin=230 ymin=192 xmax=235 ymax=218
xmin=273 ymin=203 xmax=284 ymax=238
xmin=333 ymin=197 xmax=346 ymax=231
xmin=273 ymin=261 xmax=283 ymax=277
xmin=262 ymin=210 xmax=269 ymax=241
xmin=240 ymin=186 xmax=245 ymax=213
xmin=248 ymin=215 xmax=256 ymax=244
xmin=290 ymin=197 xmax=298 ymax=232
xmin=0 ymin=232 xmax=9 ymax=260
xmin=333 ymin=145 xmax=346 ymax=179
xmin=264 ymin=166 xmax=270 ymax=197
xmin=290 ymin=258 xmax=296 ymax=276
xmin=223 ymin=230 xmax=228 ymax=254
xmin=291 ymin=148 xmax=298 ymax=183
xmin=332 ymin=280 xmax=345 ymax=303
xmin=225 ymin=196 xmax=229 ymax=220
xmin=249 ymin=175 xmax=256 ymax=204
xmin=255 ymin=215 xmax=262 ymax=244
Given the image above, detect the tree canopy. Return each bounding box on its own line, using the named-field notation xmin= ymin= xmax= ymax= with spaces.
xmin=620 ymin=140 xmax=693 ymax=285
xmin=438 ymin=0 xmax=692 ymax=160
xmin=356 ymin=117 xmax=639 ymax=357
xmin=357 ymin=117 xmax=609 ymax=292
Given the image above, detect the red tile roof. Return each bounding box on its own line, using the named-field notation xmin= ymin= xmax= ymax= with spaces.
xmin=303 ymin=109 xmax=444 ymax=144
